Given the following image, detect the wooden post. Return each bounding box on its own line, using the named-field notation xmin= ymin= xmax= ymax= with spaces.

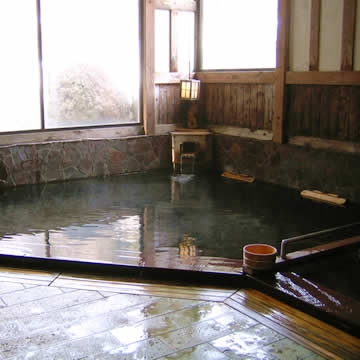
xmin=273 ymin=0 xmax=290 ymax=144
xmin=309 ymin=0 xmax=321 ymax=71
xmin=143 ymin=0 xmax=156 ymax=135
xmin=341 ymin=0 xmax=357 ymax=71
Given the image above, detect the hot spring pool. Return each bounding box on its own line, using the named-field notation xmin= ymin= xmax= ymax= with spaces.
xmin=0 ymin=170 xmax=359 ymax=272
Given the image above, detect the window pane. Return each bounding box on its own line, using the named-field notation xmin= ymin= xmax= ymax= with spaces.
xmin=177 ymin=11 xmax=195 ymax=73
xmin=155 ymin=9 xmax=170 ymax=72
xmin=0 ymin=1 xmax=41 ymax=132
xmin=41 ymin=0 xmax=140 ymax=129
xmin=202 ymin=0 xmax=278 ymax=70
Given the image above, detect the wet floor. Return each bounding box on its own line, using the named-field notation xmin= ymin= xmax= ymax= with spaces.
xmin=0 ymin=268 xmax=337 ymax=360
xmin=0 ymin=170 xmax=359 ymax=269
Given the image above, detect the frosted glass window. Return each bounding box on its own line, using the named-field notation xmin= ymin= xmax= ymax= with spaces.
xmin=155 ymin=9 xmax=171 ymax=72
xmin=41 ymin=0 xmax=140 ymax=128
xmin=177 ymin=11 xmax=195 ymax=73
xmin=0 ymin=1 xmax=41 ymax=132
xmin=202 ymin=0 xmax=278 ymax=70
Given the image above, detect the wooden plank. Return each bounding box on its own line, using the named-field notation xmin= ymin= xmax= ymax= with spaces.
xmin=236 ymin=85 xmax=245 ymax=127
xmin=159 ymin=86 xmax=167 ymax=124
xmin=243 ymin=85 xmax=251 ymax=129
xmin=155 ymin=85 xmax=160 ymax=124
xmin=229 ymin=85 xmax=237 ymax=126
xmin=264 ymin=84 xmax=274 ymax=131
xmin=288 ymin=85 xmax=299 ymax=136
xmin=143 ymin=0 xmax=156 ymax=135
xmin=167 ymin=85 xmax=175 ymax=124
xmin=349 ymin=85 xmax=360 ymax=141
xmin=249 ymin=85 xmax=257 ymax=130
xmin=319 ymin=86 xmax=330 ymax=139
xmin=337 ymin=86 xmax=349 ymax=140
xmin=273 ymin=0 xmax=290 ymax=143
xmin=174 ymin=84 xmax=181 ymax=124
xmin=195 ymin=71 xmax=276 ymax=84
xmin=216 ymin=84 xmax=225 ymax=125
xmin=286 ymin=71 xmax=360 ymax=85
xmin=288 ymin=136 xmax=360 ymax=155
xmin=256 ymin=84 xmax=265 ymax=130
xmin=224 ymin=84 xmax=231 ymax=125
xmin=208 ymin=126 xmax=273 ymax=141
xmin=328 ymin=86 xmax=340 ymax=139
xmin=341 ymin=0 xmax=357 ymax=71
xmin=309 ymin=0 xmax=321 ymax=71
xmin=170 ymin=10 xmax=179 ymax=72
xmin=311 ymin=85 xmax=321 ymax=137
xmin=303 ymin=86 xmax=313 ymax=136
xmin=226 ymin=289 xmax=360 ymax=360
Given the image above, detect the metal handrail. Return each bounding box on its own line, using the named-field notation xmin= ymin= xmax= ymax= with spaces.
xmin=280 ymin=222 xmax=360 ymax=259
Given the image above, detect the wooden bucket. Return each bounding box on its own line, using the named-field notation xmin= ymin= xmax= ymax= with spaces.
xmin=243 ymin=244 xmax=277 ymax=272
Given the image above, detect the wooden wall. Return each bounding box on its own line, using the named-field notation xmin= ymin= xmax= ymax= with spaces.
xmin=155 ymin=84 xmax=183 ymax=125
xmin=202 ymin=83 xmax=273 ymax=131
xmin=287 ymin=85 xmax=360 ymax=142
xmin=151 ymin=0 xmax=360 ymax=153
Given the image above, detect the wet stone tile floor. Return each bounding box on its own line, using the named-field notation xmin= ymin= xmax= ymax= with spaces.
xmin=0 ymin=268 xmax=328 ymax=360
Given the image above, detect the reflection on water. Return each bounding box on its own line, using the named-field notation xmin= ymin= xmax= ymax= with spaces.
xmin=0 ymin=171 xmax=359 ymax=268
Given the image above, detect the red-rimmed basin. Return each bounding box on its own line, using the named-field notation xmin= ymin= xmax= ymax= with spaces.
xmin=243 ymin=244 xmax=277 ymax=271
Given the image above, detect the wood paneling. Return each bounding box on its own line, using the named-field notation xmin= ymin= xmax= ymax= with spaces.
xmin=310 ymin=0 xmax=321 ymax=71
xmin=202 ymin=83 xmax=274 ymax=131
xmin=286 ymin=71 xmax=360 ymax=85
xmin=155 ymin=84 xmax=182 ymax=124
xmin=287 ymin=84 xmax=360 ymax=142
xmin=195 ymin=71 xmax=276 ymax=84
xmin=341 ymin=0 xmax=357 ymax=71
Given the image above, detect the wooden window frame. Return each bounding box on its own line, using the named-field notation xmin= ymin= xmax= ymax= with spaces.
xmin=154 ymin=0 xmax=197 ymax=84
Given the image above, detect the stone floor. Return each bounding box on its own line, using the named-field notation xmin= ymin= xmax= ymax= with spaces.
xmin=0 ymin=267 xmax=337 ymax=360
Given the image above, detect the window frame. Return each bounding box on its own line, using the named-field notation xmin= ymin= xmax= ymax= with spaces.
xmin=154 ymin=0 xmax=197 ymax=85
xmin=0 ymin=0 xmax=143 ymax=139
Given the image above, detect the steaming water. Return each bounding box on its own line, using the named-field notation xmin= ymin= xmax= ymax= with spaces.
xmin=0 ymin=170 xmax=359 ymax=265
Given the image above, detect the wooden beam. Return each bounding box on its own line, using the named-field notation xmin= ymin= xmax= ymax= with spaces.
xmin=143 ymin=0 xmax=156 ymax=135
xmin=309 ymin=0 xmax=321 ymax=71
xmin=154 ymin=72 xmax=195 ymax=84
xmin=154 ymin=0 xmax=196 ymax=11
xmin=286 ymin=71 xmax=360 ymax=85
xmin=195 ymin=72 xmax=276 ymax=84
xmin=273 ymin=0 xmax=290 ymax=144
xmin=341 ymin=0 xmax=357 ymax=71
xmin=289 ymin=135 xmax=360 ymax=155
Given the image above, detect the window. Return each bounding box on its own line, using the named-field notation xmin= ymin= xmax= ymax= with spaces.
xmin=201 ymin=0 xmax=278 ymax=70
xmin=155 ymin=9 xmax=195 ymax=74
xmin=0 ymin=0 xmax=41 ymax=132
xmin=0 ymin=0 xmax=140 ymax=133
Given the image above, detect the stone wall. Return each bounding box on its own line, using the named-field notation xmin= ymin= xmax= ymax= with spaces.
xmin=0 ymin=135 xmax=171 ymax=187
xmin=214 ymin=134 xmax=360 ymax=204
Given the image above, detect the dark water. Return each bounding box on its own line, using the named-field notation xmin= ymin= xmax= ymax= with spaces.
xmin=0 ymin=170 xmax=359 ymax=266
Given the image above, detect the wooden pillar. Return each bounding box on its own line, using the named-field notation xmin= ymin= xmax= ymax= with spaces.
xmin=273 ymin=0 xmax=290 ymax=144
xmin=341 ymin=0 xmax=357 ymax=71
xmin=310 ymin=0 xmax=321 ymax=71
xmin=143 ymin=0 xmax=156 ymax=135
